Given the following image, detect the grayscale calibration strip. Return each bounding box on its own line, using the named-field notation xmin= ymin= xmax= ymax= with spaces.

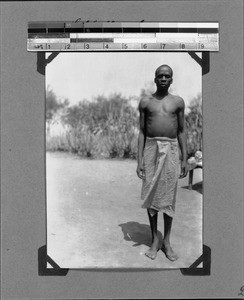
xmin=27 ymin=22 xmax=219 ymax=52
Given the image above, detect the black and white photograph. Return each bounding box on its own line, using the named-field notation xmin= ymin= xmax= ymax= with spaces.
xmin=2 ymin=0 xmax=243 ymax=298
xmin=46 ymin=52 xmax=203 ymax=269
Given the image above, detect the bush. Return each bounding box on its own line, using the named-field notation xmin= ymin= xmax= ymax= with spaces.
xmin=46 ymin=133 xmax=70 ymax=152
xmin=56 ymin=94 xmax=139 ymax=159
xmin=185 ymin=95 xmax=202 ymax=158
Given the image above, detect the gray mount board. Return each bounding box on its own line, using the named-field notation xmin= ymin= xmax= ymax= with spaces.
xmin=1 ymin=1 xmax=243 ymax=299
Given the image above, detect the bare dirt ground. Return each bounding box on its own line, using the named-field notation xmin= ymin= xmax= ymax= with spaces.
xmin=46 ymin=152 xmax=202 ymax=269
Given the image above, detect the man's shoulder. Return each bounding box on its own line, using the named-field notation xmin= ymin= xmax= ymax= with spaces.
xmin=169 ymin=93 xmax=184 ymax=101
xmin=139 ymin=96 xmax=152 ymax=108
xmin=169 ymin=94 xmax=185 ymax=107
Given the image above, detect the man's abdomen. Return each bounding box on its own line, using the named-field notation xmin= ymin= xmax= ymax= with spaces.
xmin=146 ymin=116 xmax=178 ymax=138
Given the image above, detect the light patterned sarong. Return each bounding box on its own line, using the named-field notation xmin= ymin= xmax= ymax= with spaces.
xmin=141 ymin=137 xmax=180 ymax=217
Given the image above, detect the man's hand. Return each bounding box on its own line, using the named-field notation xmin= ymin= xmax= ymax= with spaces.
xmin=179 ymin=160 xmax=188 ymax=179
xmin=137 ymin=164 xmax=145 ymax=180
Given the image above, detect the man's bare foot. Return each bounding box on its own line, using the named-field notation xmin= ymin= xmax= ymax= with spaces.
xmin=145 ymin=236 xmax=160 ymax=260
xmin=161 ymin=241 xmax=178 ymax=261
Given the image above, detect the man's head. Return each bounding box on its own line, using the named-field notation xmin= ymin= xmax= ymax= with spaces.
xmin=154 ymin=65 xmax=173 ymax=90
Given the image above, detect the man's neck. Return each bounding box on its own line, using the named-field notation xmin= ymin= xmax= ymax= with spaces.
xmin=154 ymin=89 xmax=169 ymax=99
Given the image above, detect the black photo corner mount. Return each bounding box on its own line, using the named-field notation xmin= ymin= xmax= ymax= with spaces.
xmin=180 ymin=245 xmax=211 ymax=276
xmin=188 ymin=51 xmax=210 ymax=75
xmin=38 ymin=245 xmax=69 ymax=276
xmin=39 ymin=50 xmax=210 ymax=275
xmin=37 ymin=52 xmax=59 ymax=75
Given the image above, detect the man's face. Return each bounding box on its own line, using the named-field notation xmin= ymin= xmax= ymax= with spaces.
xmin=154 ymin=66 xmax=173 ymax=90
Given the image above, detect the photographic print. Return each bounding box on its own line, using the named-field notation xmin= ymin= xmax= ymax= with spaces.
xmin=46 ymin=52 xmax=203 ymax=268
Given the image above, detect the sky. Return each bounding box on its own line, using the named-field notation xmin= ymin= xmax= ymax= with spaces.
xmin=46 ymin=52 xmax=202 ymax=109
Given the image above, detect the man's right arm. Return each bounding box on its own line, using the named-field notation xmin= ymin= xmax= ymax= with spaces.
xmin=137 ymin=100 xmax=146 ymax=179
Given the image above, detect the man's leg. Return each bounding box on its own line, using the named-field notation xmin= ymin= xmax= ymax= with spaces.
xmin=145 ymin=209 xmax=160 ymax=260
xmin=162 ymin=213 xmax=178 ymax=261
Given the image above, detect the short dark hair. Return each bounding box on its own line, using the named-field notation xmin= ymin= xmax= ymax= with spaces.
xmin=155 ymin=65 xmax=173 ymax=77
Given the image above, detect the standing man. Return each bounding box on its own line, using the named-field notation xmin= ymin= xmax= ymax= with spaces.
xmin=137 ymin=64 xmax=188 ymax=261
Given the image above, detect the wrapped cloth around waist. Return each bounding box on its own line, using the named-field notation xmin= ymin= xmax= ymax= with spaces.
xmin=141 ymin=136 xmax=180 ymax=217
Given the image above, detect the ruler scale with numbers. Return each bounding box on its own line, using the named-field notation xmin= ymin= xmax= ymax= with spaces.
xmin=27 ymin=22 xmax=219 ymax=52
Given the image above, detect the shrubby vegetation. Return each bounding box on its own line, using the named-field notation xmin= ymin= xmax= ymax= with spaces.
xmin=46 ymin=89 xmax=138 ymax=158
xmin=46 ymin=87 xmax=202 ymax=159
xmin=185 ymin=93 xmax=202 ymax=157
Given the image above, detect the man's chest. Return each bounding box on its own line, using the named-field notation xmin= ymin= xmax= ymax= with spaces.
xmin=146 ymin=100 xmax=178 ymax=116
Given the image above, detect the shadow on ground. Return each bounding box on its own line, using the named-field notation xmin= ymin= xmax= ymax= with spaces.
xmin=119 ymin=222 xmax=163 ymax=247
xmin=181 ymin=181 xmax=203 ymax=194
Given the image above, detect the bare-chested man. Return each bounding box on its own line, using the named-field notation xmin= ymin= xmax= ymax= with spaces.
xmin=137 ymin=64 xmax=188 ymax=261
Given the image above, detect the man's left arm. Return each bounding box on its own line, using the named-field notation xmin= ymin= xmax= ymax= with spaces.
xmin=177 ymin=99 xmax=188 ymax=178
